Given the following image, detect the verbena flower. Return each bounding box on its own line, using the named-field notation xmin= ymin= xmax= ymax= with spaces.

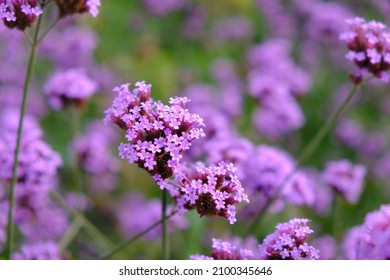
xmin=258 ymin=218 xmax=319 ymax=260
xmin=173 ymin=161 xmax=249 ymax=224
xmin=340 ymin=17 xmax=390 ymax=83
xmin=12 ymin=242 xmax=63 ymax=260
xmin=311 ymin=236 xmax=337 ymax=260
xmin=55 ymin=0 xmax=101 ymax=18
xmin=343 ymin=204 xmax=390 ymax=259
xmin=104 ymin=81 xmax=205 ymax=183
xmin=322 ymin=159 xmax=366 ymax=204
xmin=143 ymin=0 xmax=186 ymax=16
xmin=0 ymin=0 xmax=42 ymax=30
xmin=44 ymin=68 xmax=97 ymax=110
xmin=190 ymin=238 xmax=256 ymax=260
xmin=71 ymin=121 xmax=120 ymax=193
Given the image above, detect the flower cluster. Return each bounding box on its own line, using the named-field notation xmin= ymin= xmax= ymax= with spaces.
xmin=55 ymin=0 xmax=101 ymax=18
xmin=190 ymin=238 xmax=256 ymax=260
xmin=71 ymin=121 xmax=120 ymax=193
xmin=105 ymin=81 xmax=205 ymax=183
xmin=143 ymin=0 xmax=186 ymax=16
xmin=12 ymin=242 xmax=63 ymax=260
xmin=0 ymin=0 xmax=42 ymax=30
xmin=340 ymin=17 xmax=390 ymax=83
xmin=258 ymin=218 xmax=319 ymax=260
xmin=173 ymin=162 xmax=249 ymax=224
xmin=0 ymin=109 xmax=62 ymax=191
xmin=44 ymin=68 xmax=98 ymax=110
xmin=322 ymin=159 xmax=366 ymax=204
xmin=343 ymin=204 xmax=390 ymax=259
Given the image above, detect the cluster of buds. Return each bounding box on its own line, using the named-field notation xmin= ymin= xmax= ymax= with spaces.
xmin=55 ymin=0 xmax=100 ymax=18
xmin=340 ymin=17 xmax=390 ymax=83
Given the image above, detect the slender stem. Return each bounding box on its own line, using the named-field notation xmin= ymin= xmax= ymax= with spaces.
xmin=4 ymin=15 xmax=44 ymax=260
xmin=59 ymin=216 xmax=83 ymax=252
xmin=101 ymin=211 xmax=177 ymax=260
xmin=52 ymin=192 xmax=114 ymax=253
xmin=161 ymin=189 xmax=169 ymax=260
xmin=245 ymin=83 xmax=362 ymax=236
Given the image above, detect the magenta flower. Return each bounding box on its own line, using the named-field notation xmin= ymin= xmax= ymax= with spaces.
xmin=104 ymin=81 xmax=205 ymax=183
xmin=340 ymin=17 xmax=390 ymax=83
xmin=12 ymin=242 xmax=63 ymax=260
xmin=258 ymin=218 xmax=319 ymax=260
xmin=322 ymin=159 xmax=366 ymax=204
xmin=55 ymin=0 xmax=101 ymax=18
xmin=173 ymin=161 xmax=248 ymax=224
xmin=0 ymin=0 xmax=42 ymax=30
xmin=190 ymin=238 xmax=256 ymax=260
xmin=44 ymin=68 xmax=97 ymax=110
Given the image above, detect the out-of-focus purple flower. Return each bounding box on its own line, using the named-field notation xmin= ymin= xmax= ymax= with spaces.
xmin=0 ymin=200 xmax=8 ymax=252
xmin=252 ymin=97 xmax=305 ymax=140
xmin=360 ymin=131 xmax=387 ymax=158
xmin=190 ymin=238 xmax=256 ymax=260
xmin=244 ymin=145 xmax=295 ymax=199
xmin=55 ymin=0 xmax=101 ymax=18
xmin=340 ymin=17 xmax=390 ymax=83
xmin=72 ymin=121 xmax=120 ymax=193
xmin=312 ymin=235 xmax=337 ymax=260
xmin=307 ymin=170 xmax=334 ymax=215
xmin=0 ymin=110 xmax=62 ymax=192
xmin=212 ymin=16 xmax=253 ymax=42
xmin=64 ymin=192 xmax=90 ymax=212
xmin=0 ymin=0 xmax=42 ymax=30
xmin=182 ymin=6 xmax=206 ymax=39
xmin=374 ymin=152 xmax=390 ymax=181
xmin=335 ymin=118 xmax=364 ymax=149
xmin=258 ymin=218 xmax=319 ymax=260
xmin=322 ymin=160 xmax=366 ymax=204
xmin=105 ymin=82 xmax=205 ymax=184
xmin=173 ymin=161 xmax=248 ymax=224
xmin=281 ymin=171 xmax=315 ymax=207
xmin=143 ymin=0 xmax=186 ymax=16
xmin=256 ymin=0 xmax=296 ymax=38
xmin=116 ymin=193 xmax=188 ymax=241
xmin=343 ymin=204 xmax=390 ymax=259
xmin=44 ymin=68 xmax=98 ymax=110
xmin=12 ymin=242 xmax=63 ymax=260
xmin=41 ymin=26 xmax=97 ymax=68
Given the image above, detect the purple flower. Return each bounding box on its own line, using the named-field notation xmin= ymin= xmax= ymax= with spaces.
xmin=312 ymin=236 xmax=337 ymax=260
xmin=282 ymin=171 xmax=315 ymax=207
xmin=0 ymin=0 xmax=42 ymax=30
xmin=190 ymin=238 xmax=256 ymax=260
xmin=212 ymin=16 xmax=253 ymax=42
xmin=12 ymin=242 xmax=63 ymax=260
xmin=71 ymin=121 xmax=120 ymax=193
xmin=335 ymin=118 xmax=364 ymax=149
xmin=0 ymin=109 xmax=62 ymax=192
xmin=343 ymin=204 xmax=390 ymax=259
xmin=55 ymin=0 xmax=101 ymax=18
xmin=105 ymin=81 xmax=205 ymax=183
xmin=173 ymin=161 xmax=248 ymax=224
xmin=44 ymin=68 xmax=97 ymax=110
xmin=143 ymin=0 xmax=186 ymax=16
xmin=258 ymin=218 xmax=319 ymax=260
xmin=322 ymin=159 xmax=366 ymax=204
xmin=340 ymin=17 xmax=390 ymax=83
xmin=115 ymin=193 xmax=188 ymax=241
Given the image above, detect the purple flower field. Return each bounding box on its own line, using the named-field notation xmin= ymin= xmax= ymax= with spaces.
xmin=1 ymin=0 xmax=390 ymax=260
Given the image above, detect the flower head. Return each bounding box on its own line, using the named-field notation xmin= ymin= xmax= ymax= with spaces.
xmin=340 ymin=17 xmax=390 ymax=83
xmin=44 ymin=68 xmax=97 ymax=110
xmin=173 ymin=161 xmax=248 ymax=224
xmin=258 ymin=218 xmax=319 ymax=260
xmin=54 ymin=0 xmax=101 ymax=18
xmin=105 ymin=82 xmax=205 ymax=182
xmin=12 ymin=242 xmax=63 ymax=260
xmin=0 ymin=0 xmax=42 ymax=30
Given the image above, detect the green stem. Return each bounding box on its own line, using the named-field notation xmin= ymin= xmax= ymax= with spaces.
xmin=52 ymin=192 xmax=114 ymax=253
xmin=245 ymin=83 xmax=362 ymax=236
xmin=4 ymin=15 xmax=44 ymax=260
xmin=162 ymin=189 xmax=169 ymax=260
xmin=101 ymin=211 xmax=177 ymax=260
xmin=59 ymin=216 xmax=83 ymax=252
